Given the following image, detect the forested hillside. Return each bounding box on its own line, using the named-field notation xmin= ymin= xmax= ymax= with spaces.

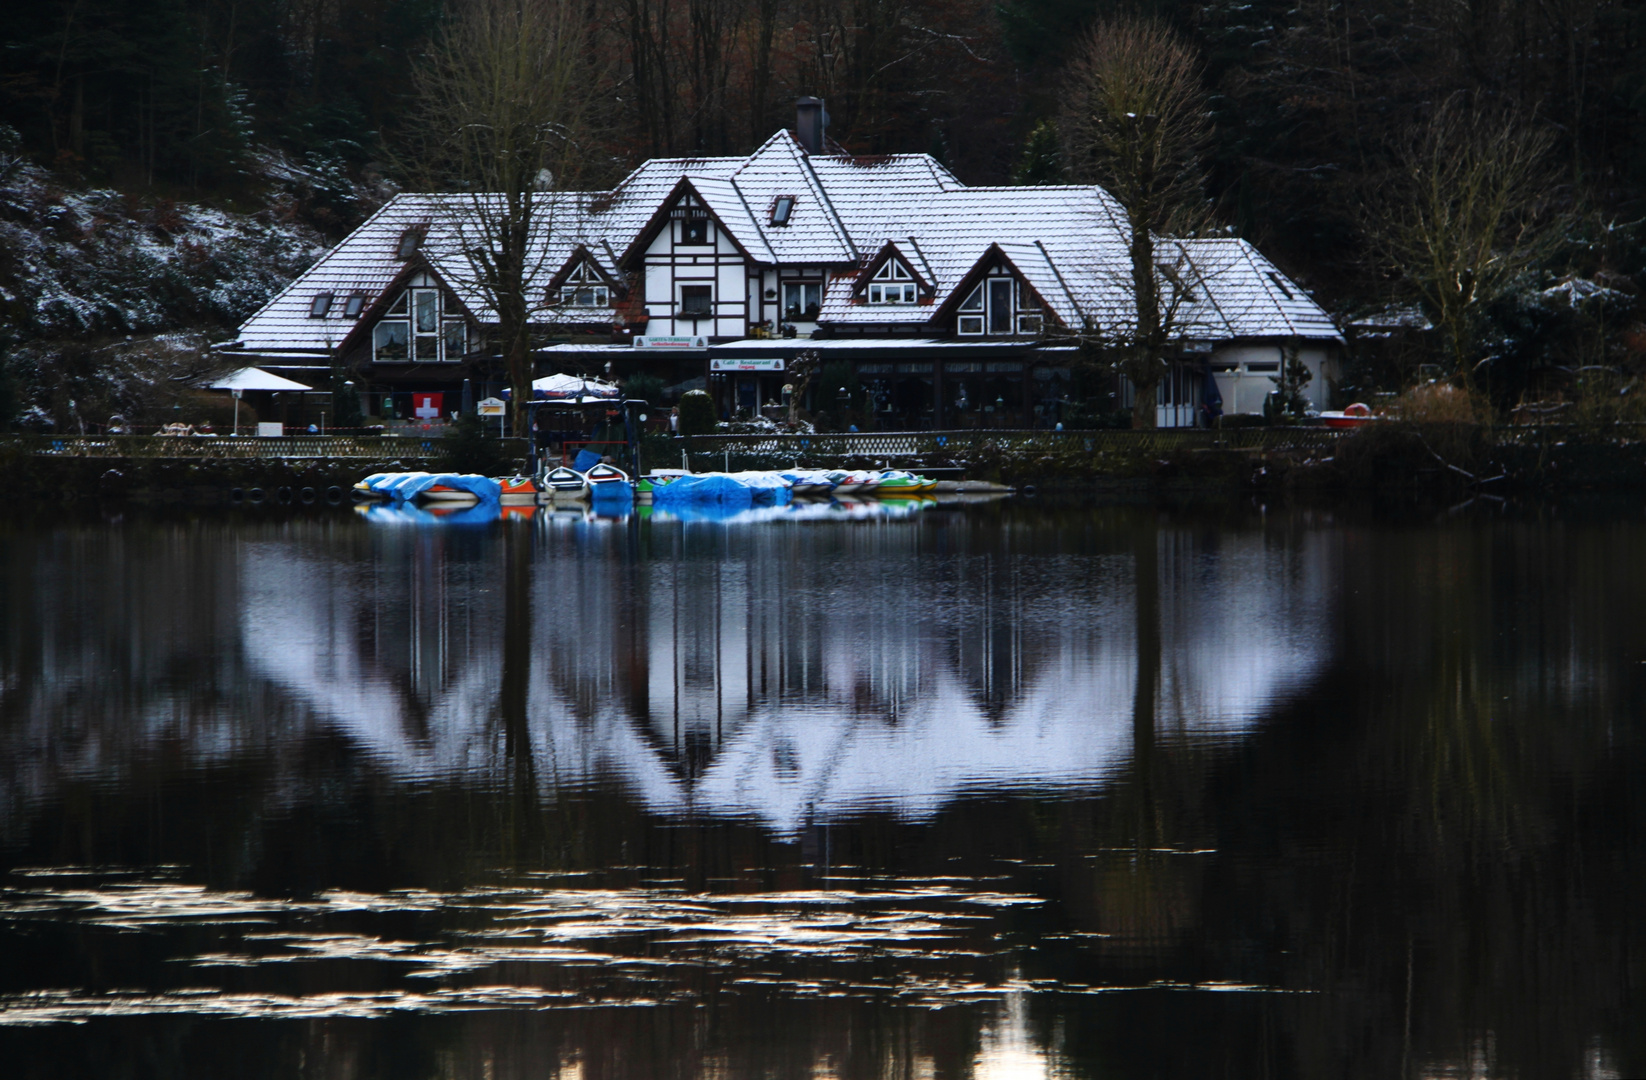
xmin=3 ymin=0 xmax=1646 ymax=423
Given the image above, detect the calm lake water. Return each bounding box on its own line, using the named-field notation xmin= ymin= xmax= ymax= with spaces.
xmin=0 ymin=497 xmax=1642 ymax=1079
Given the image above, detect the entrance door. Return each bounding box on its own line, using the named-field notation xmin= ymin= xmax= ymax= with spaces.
xmin=1155 ymin=362 xmax=1201 ymax=428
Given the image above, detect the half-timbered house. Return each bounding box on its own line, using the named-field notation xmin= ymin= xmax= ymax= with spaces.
xmin=219 ymin=104 xmax=1341 ymax=429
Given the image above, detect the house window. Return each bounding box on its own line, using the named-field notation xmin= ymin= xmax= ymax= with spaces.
xmin=561 ymin=284 xmax=609 ymax=307
xmin=556 ymin=261 xmax=610 ymax=307
xmin=680 ymin=284 xmax=713 ymax=316
xmin=1267 ymin=272 xmax=1295 ymax=300
xmin=343 ymin=293 xmax=366 ymax=318
xmin=957 ymin=284 xmax=984 ymax=335
xmin=988 ymin=280 xmax=1013 ymax=333
xmin=1017 ymin=314 xmax=1044 ymax=334
xmin=783 ymin=281 xmax=821 ymax=320
xmin=308 ymin=293 xmax=333 ymax=318
xmin=373 ymin=321 xmax=409 ymax=363
xmin=396 ymin=228 xmax=423 ymax=260
xmin=680 ymin=218 xmax=711 ymax=245
xmin=443 ymin=320 xmax=466 ymax=359
xmin=867 ymin=259 xmax=917 ymax=304
xmin=413 ymin=289 xmax=439 ymax=333
xmin=771 ymin=196 xmax=795 ymax=226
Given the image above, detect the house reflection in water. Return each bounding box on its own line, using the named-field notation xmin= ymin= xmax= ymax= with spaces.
xmin=238 ymin=515 xmax=1338 ymax=831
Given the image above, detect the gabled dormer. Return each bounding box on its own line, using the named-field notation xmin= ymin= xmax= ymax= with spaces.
xmin=545 ymin=247 xmax=622 ymax=313
xmin=942 ymin=247 xmax=1053 ymax=337
xmin=340 ymin=267 xmax=476 ymax=365
xmin=853 ymin=243 xmax=932 ymax=307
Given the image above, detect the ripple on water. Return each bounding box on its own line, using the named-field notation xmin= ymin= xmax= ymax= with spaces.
xmin=0 ymin=870 xmax=1082 ymax=1023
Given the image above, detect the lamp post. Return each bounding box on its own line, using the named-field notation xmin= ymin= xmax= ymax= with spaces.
xmin=623 ymin=398 xmax=648 ymax=479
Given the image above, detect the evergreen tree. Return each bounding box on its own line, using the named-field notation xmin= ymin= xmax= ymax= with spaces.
xmin=1012 ymin=120 xmax=1064 ymax=184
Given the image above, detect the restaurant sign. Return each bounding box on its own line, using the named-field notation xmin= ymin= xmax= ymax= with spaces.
xmin=710 ymin=358 xmax=785 ymax=372
xmin=635 ymin=335 xmax=709 ymax=351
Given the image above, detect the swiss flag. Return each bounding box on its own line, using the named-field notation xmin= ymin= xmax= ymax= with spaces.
xmin=413 ymin=392 xmax=444 ymax=420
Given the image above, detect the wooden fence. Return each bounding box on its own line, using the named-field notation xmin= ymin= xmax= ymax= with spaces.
xmin=25 ymin=424 xmax=1622 ymax=466
xmin=677 ymin=427 xmax=1346 ymax=462
xmin=3 ymin=434 xmax=530 ymax=460
xmin=8 ymin=428 xmax=1349 ymax=463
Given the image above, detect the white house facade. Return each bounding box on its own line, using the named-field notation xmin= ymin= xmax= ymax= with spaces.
xmin=220 ymin=108 xmax=1342 ymax=429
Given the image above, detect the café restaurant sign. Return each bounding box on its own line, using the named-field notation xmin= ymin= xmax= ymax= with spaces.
xmin=634 ymin=335 xmax=708 ymax=351
xmin=710 ymin=358 xmax=785 ymax=372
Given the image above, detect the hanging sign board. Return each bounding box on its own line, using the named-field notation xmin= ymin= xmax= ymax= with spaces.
xmin=711 ymin=358 xmax=785 ymax=372
xmin=256 ymin=422 xmax=283 ymax=437
xmin=635 ymin=336 xmax=708 ymax=351
xmin=476 ymin=397 xmax=506 ymax=417
xmin=413 ymin=392 xmax=444 ymax=420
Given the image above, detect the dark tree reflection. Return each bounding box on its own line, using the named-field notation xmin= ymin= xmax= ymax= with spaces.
xmin=0 ymin=503 xmax=1640 ymax=1079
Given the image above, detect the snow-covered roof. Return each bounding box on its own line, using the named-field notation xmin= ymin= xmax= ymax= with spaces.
xmin=1173 ymin=239 xmax=1342 ymax=342
xmin=231 ymin=130 xmax=1337 ymax=354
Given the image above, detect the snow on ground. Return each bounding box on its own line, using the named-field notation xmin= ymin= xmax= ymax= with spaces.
xmin=0 ymin=156 xmax=326 ymax=341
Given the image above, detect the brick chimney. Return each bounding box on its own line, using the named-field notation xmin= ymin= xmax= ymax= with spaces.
xmin=796 ymin=97 xmax=826 ymax=155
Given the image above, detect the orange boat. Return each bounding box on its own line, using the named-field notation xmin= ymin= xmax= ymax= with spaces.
xmin=497 ymin=475 xmax=541 ymax=506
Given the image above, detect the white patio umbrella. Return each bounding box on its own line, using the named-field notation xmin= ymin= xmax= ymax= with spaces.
xmin=204 ymin=367 xmax=315 ymax=435
xmin=205 ymin=367 xmax=313 ymax=392
xmin=530 ymin=372 xmax=620 ymax=403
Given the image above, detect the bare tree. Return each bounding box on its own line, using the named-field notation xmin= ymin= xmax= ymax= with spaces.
xmin=1365 ymin=95 xmax=1561 ymax=382
xmin=402 ymin=0 xmax=595 ymax=435
xmin=1060 ymin=17 xmax=1212 ymax=428
xmin=786 ymin=349 xmax=819 ymax=426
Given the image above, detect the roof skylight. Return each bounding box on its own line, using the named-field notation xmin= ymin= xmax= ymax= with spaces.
xmin=770 ymin=196 xmax=795 ymax=226
xmin=396 ymin=228 xmax=422 ymax=260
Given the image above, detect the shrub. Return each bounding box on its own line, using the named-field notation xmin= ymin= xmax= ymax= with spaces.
xmin=1266 ymin=346 xmax=1314 ymax=420
xmin=1388 ymin=381 xmax=1492 ymax=426
xmin=440 ymin=413 xmax=512 ymax=475
xmin=1568 ymin=364 xmax=1646 ymax=430
xmin=331 ymin=372 xmax=363 ymax=428
xmin=624 ymin=373 xmax=665 ymax=404
xmin=678 ymin=389 xmax=717 ymax=436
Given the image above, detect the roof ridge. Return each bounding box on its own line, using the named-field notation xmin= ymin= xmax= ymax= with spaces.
xmin=1168 ymin=238 xmax=1233 ymax=339
xmin=724 ymin=173 xmax=777 ymax=263
xmin=730 ymin=129 xmax=803 ymax=179
xmin=961 ymin=183 xmax=1104 ymax=192
xmin=902 ymin=235 xmax=937 ymax=284
xmin=1034 ymin=239 xmax=1086 ymax=329
xmin=792 ymin=137 xmax=858 ymax=261
xmin=1241 ymin=242 xmax=1302 ymax=337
